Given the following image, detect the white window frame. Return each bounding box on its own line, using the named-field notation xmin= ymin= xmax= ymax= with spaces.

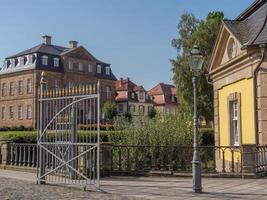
xmin=27 ymin=105 xmax=32 ymax=119
xmin=88 ymin=64 xmax=93 ymax=72
xmin=97 ymin=65 xmax=102 ymax=74
xmin=2 ymin=82 xmax=7 ymax=97
xmin=69 ymin=61 xmax=73 ymax=70
xmin=54 ymin=58 xmax=59 ymax=67
xmin=78 ymin=63 xmax=84 ymax=71
xmin=18 ymin=80 xmax=23 ymax=95
xmin=139 ymin=92 xmax=144 ymax=100
xmin=231 ymin=101 xmax=239 ymax=146
xmin=27 ymin=79 xmax=32 ymax=94
xmin=9 ymin=81 xmax=14 ymax=96
xmin=27 ymin=55 xmax=33 ymax=65
xmin=105 ymin=66 xmax=110 ymax=75
xmin=106 ymin=86 xmax=111 ymax=99
xmin=18 ymin=105 xmax=23 ymax=120
xmin=42 ymin=55 xmax=48 ymax=65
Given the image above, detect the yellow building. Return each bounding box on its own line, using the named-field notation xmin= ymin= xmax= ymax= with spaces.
xmin=208 ymin=0 xmax=267 ymax=174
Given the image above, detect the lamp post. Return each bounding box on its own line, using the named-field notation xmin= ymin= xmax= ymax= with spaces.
xmin=189 ymin=45 xmax=204 ymax=193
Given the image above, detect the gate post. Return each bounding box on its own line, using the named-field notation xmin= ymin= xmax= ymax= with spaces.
xmin=38 ymin=72 xmax=47 ymax=184
xmin=71 ymin=97 xmax=78 ymax=178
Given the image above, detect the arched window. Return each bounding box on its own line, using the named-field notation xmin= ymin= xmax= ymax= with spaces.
xmin=54 ymin=58 xmax=59 ymax=67
xmin=42 ymin=55 xmax=48 ymax=65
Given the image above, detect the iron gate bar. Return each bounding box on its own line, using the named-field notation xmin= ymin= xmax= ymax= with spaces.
xmin=39 ymin=145 xmax=97 ymax=180
xmin=38 ymin=95 xmax=99 ymax=142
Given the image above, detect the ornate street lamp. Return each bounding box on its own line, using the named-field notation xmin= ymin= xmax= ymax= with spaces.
xmin=189 ymin=45 xmax=204 ymax=193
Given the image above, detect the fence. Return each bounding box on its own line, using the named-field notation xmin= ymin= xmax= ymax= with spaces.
xmin=0 ymin=142 xmax=266 ymax=177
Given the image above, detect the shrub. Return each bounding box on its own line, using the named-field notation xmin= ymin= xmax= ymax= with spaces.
xmin=199 ymin=128 xmax=214 ymax=145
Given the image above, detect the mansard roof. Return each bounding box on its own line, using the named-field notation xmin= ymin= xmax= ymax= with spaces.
xmin=6 ymin=43 xmax=69 ymax=59
xmin=223 ymin=1 xmax=267 ymax=48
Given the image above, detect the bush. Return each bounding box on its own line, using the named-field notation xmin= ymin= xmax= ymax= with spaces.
xmin=199 ymin=128 xmax=214 ymax=145
xmin=110 ymin=111 xmax=194 ymax=146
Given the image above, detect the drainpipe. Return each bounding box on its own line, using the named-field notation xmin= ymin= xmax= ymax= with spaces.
xmin=253 ymin=44 xmax=266 ymax=145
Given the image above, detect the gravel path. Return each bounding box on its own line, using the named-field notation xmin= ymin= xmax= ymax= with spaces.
xmin=0 ymin=177 xmax=137 ymax=200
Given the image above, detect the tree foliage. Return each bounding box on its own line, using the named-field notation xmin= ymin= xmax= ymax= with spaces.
xmin=171 ymin=12 xmax=224 ymax=122
xmin=102 ymin=101 xmax=117 ymax=123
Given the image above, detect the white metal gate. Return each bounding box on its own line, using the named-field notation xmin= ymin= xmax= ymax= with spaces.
xmin=37 ymin=72 xmax=100 ymax=189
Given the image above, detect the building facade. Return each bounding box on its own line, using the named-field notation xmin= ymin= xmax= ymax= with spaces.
xmin=0 ymin=35 xmax=117 ymax=128
xmin=208 ymin=0 xmax=267 ymax=172
xmin=148 ymin=83 xmax=178 ymax=113
xmin=115 ymin=78 xmax=154 ymax=118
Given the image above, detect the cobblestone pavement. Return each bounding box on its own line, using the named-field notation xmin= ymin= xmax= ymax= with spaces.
xmin=0 ymin=170 xmax=267 ymax=200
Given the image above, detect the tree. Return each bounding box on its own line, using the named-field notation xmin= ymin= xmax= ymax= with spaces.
xmin=148 ymin=107 xmax=157 ymax=119
xmin=102 ymin=101 xmax=117 ymax=123
xmin=171 ymin=11 xmax=224 ymax=123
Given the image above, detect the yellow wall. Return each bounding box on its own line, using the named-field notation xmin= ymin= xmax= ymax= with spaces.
xmin=218 ymin=78 xmax=255 ymax=146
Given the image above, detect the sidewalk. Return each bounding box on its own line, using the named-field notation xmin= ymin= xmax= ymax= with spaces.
xmin=0 ymin=169 xmax=266 ymax=200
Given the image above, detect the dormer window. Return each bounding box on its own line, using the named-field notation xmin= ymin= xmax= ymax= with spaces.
xmin=54 ymin=58 xmax=59 ymax=67
xmin=78 ymin=63 xmax=83 ymax=71
xmin=42 ymin=55 xmax=48 ymax=65
xmin=139 ymin=92 xmax=144 ymax=100
xmin=171 ymin=95 xmax=177 ymax=103
xmin=88 ymin=64 xmax=93 ymax=72
xmin=27 ymin=55 xmax=33 ymax=65
xmin=97 ymin=65 xmax=102 ymax=73
xmin=11 ymin=59 xmax=15 ymax=68
xmin=19 ymin=57 xmax=24 ymax=67
xmin=105 ymin=66 xmax=110 ymax=75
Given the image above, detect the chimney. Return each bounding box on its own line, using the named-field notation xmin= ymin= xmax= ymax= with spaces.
xmin=126 ymin=77 xmax=130 ymax=82
xmin=42 ymin=35 xmax=52 ymax=45
xmin=69 ymin=41 xmax=78 ymax=48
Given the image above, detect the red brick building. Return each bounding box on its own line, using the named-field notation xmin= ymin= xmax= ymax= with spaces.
xmin=0 ymin=35 xmax=117 ymax=128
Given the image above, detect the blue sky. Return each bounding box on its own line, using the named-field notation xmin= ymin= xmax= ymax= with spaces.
xmin=0 ymin=0 xmax=253 ymax=89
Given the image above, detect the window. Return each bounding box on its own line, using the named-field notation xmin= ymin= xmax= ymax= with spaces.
xmin=97 ymin=65 xmax=102 ymax=73
xmin=19 ymin=57 xmax=24 ymax=66
xmin=55 ymin=80 xmax=59 ymax=88
xmin=27 ymin=55 xmax=33 ymax=65
xmin=2 ymin=82 xmax=7 ymax=97
xmin=78 ymin=63 xmax=83 ymax=71
xmin=42 ymin=55 xmax=48 ymax=65
xmin=67 ymin=81 xmax=73 ymax=89
xmin=69 ymin=61 xmax=73 ymax=70
xmin=139 ymin=105 xmax=145 ymax=114
xmin=130 ymin=105 xmax=135 ymax=113
xmin=18 ymin=105 xmax=23 ymax=120
xmin=27 ymin=79 xmax=32 ymax=94
xmin=88 ymin=64 xmax=93 ymax=72
xmin=54 ymin=58 xmax=59 ymax=67
xmin=131 ymin=92 xmax=135 ymax=99
xmin=118 ymin=104 xmax=124 ymax=114
xmin=18 ymin=80 xmax=23 ymax=95
xmin=139 ymin=92 xmax=144 ymax=100
xmin=27 ymin=105 xmax=32 ymax=119
xmin=1 ymin=107 xmax=6 ymax=120
xmin=9 ymin=82 xmax=14 ymax=96
xmin=105 ymin=66 xmax=110 ymax=75
xmin=9 ymin=106 xmax=14 ymax=119
xmin=106 ymin=86 xmax=111 ymax=99
xmin=231 ymin=101 xmax=239 ymax=146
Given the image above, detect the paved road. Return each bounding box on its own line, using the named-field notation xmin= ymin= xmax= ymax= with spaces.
xmin=0 ymin=170 xmax=266 ymax=200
